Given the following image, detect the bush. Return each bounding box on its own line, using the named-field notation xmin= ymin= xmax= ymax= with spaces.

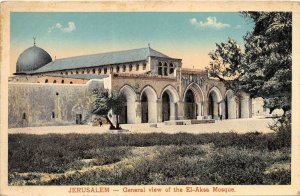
xmin=268 ymin=113 xmax=291 ymax=150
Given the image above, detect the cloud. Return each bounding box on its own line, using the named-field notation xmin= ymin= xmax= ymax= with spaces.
xmin=234 ymin=25 xmax=242 ymax=29
xmin=48 ymin=22 xmax=76 ymax=33
xmin=190 ymin=17 xmax=231 ymax=29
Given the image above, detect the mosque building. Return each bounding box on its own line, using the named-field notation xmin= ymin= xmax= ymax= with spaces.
xmin=8 ymin=41 xmax=268 ymax=128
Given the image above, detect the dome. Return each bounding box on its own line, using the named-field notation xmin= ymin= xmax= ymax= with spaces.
xmin=16 ymin=45 xmax=52 ymax=73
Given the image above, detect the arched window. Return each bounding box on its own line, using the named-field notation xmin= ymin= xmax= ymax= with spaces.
xmin=70 ymin=81 xmax=73 ymax=84
xmin=60 ymin=72 xmax=63 ymax=75
xmin=143 ymin=63 xmax=147 ymax=70
xmin=76 ymin=71 xmax=79 ymax=74
xmin=65 ymin=72 xmax=68 ymax=75
xmin=169 ymin=63 xmax=174 ymax=74
xmin=122 ymin=65 xmax=126 ymax=72
xmin=52 ymin=112 xmax=55 ymax=118
xmin=53 ymin=80 xmax=57 ymax=83
xmin=92 ymin=69 xmax=96 ymax=74
xmin=158 ymin=62 xmax=163 ymax=75
xmin=129 ymin=64 xmax=133 ymax=71
xmin=136 ymin=64 xmax=140 ymax=71
xmin=87 ymin=69 xmax=90 ymax=74
xmin=98 ymin=68 xmax=102 ymax=74
xmin=116 ymin=66 xmax=120 ymax=73
xmin=104 ymin=68 xmax=107 ymax=74
xmin=164 ymin=63 xmax=168 ymax=76
xmin=70 ymin=71 xmax=73 ymax=74
xmin=45 ymin=79 xmax=48 ymax=83
xmin=22 ymin=113 xmax=26 ymax=120
xmin=61 ymin=80 xmax=64 ymax=84
xmin=81 ymin=70 xmax=85 ymax=74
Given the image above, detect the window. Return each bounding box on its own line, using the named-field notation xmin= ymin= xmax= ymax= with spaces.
xmin=92 ymin=69 xmax=96 ymax=74
xmin=143 ymin=63 xmax=147 ymax=70
xmin=70 ymin=71 xmax=73 ymax=74
xmin=65 ymin=72 xmax=68 ymax=75
xmin=76 ymin=71 xmax=79 ymax=74
xmin=104 ymin=68 xmax=107 ymax=74
xmin=53 ymin=80 xmax=57 ymax=83
xmin=60 ymin=72 xmax=63 ymax=75
xmin=98 ymin=68 xmax=102 ymax=74
xmin=81 ymin=70 xmax=85 ymax=74
xmin=61 ymin=80 xmax=64 ymax=84
xmin=158 ymin=62 xmax=163 ymax=75
xmin=136 ymin=64 xmax=139 ymax=71
xmin=70 ymin=81 xmax=73 ymax=84
xmin=52 ymin=112 xmax=55 ymax=118
xmin=129 ymin=65 xmax=133 ymax=71
xmin=45 ymin=79 xmax=48 ymax=83
xmin=116 ymin=66 xmax=120 ymax=73
xmin=164 ymin=63 xmax=168 ymax=76
xmin=87 ymin=69 xmax=90 ymax=74
xmin=22 ymin=113 xmax=26 ymax=120
xmin=169 ymin=63 xmax=174 ymax=74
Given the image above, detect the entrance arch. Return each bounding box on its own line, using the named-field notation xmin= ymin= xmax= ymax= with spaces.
xmin=160 ymin=85 xmax=180 ymax=121
xmin=119 ymin=85 xmax=136 ymax=124
xmin=183 ymin=82 xmax=204 ymax=119
xmin=184 ymin=89 xmax=196 ymax=119
xmin=208 ymin=87 xmax=223 ymax=119
xmin=140 ymin=86 xmax=158 ymax=123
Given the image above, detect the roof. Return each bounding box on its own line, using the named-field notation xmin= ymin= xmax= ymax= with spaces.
xmin=45 ymin=74 xmax=109 ymax=80
xmin=33 ymin=47 xmax=176 ymax=74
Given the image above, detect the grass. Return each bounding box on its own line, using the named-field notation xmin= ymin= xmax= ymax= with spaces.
xmin=8 ymin=132 xmax=290 ymax=185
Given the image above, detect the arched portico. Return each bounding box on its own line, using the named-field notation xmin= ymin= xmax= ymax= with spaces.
xmin=183 ymin=82 xmax=204 ymax=119
xmin=119 ymin=85 xmax=137 ymax=124
xmin=140 ymin=86 xmax=158 ymax=123
xmin=208 ymin=87 xmax=223 ymax=119
xmin=159 ymin=85 xmax=180 ymax=121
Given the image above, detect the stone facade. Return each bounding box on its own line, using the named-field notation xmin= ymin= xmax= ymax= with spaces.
xmin=9 ymin=46 xmax=257 ymax=128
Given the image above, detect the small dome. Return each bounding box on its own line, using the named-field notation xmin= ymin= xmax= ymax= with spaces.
xmin=16 ymin=45 xmax=52 ymax=73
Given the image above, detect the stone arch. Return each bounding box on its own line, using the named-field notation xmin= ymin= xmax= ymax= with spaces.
xmin=224 ymin=90 xmax=237 ymax=119
xmin=140 ymin=85 xmax=158 ymax=123
xmin=207 ymin=86 xmax=223 ymax=119
xmin=119 ymin=85 xmax=137 ymax=124
xmin=160 ymin=85 xmax=180 ymax=121
xmin=183 ymin=82 xmax=204 ymax=119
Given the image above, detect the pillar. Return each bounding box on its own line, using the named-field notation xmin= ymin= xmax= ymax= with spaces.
xmin=170 ymin=102 xmax=176 ymax=120
xmin=241 ymin=95 xmax=250 ymax=118
xmin=136 ymin=101 xmax=142 ymax=123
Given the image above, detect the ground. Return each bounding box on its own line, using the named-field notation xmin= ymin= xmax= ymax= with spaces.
xmin=8 ymin=118 xmax=290 ymax=185
xmin=9 ymin=118 xmax=274 ymax=135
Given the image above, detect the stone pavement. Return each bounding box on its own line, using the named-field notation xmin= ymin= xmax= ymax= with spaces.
xmin=8 ymin=118 xmax=275 ymax=135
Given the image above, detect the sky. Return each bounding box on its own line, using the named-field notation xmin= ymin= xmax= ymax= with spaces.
xmin=10 ymin=12 xmax=254 ymax=75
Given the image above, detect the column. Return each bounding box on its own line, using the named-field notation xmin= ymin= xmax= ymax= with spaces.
xmin=157 ymin=99 xmax=162 ymax=122
xmin=170 ymin=102 xmax=176 ymax=120
xmin=136 ymin=101 xmax=142 ymax=123
xmin=196 ymin=102 xmax=203 ymax=120
xmin=241 ymin=95 xmax=250 ymax=118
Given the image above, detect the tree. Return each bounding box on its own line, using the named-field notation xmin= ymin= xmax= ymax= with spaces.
xmin=90 ymin=90 xmax=126 ymax=129
xmin=207 ymin=12 xmax=292 ymax=114
xmin=207 ymin=38 xmax=243 ymax=94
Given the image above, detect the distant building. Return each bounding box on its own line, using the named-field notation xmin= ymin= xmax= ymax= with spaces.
xmin=9 ymin=43 xmax=257 ymax=128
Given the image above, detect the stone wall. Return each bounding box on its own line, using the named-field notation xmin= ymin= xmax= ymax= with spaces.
xmin=8 ymin=83 xmax=93 ymax=128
